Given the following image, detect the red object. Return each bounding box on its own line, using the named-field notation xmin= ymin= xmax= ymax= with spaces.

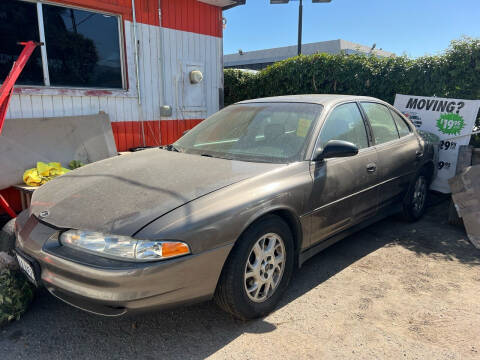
xmin=0 ymin=195 xmax=17 ymax=219
xmin=0 ymin=188 xmax=22 ymax=213
xmin=0 ymin=41 xmax=40 ymax=218
xmin=111 ymin=119 xmax=203 ymax=151
xmin=0 ymin=41 xmax=40 ymax=135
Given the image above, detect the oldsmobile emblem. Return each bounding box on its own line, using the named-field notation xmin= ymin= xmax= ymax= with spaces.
xmin=39 ymin=210 xmax=50 ymax=219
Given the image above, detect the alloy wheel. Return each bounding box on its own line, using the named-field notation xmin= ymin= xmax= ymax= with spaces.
xmin=244 ymin=233 xmax=286 ymax=303
xmin=412 ymin=175 xmax=427 ymax=214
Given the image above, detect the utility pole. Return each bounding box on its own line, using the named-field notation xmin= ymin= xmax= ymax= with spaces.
xmin=271 ymin=0 xmax=331 ymax=56
xmin=297 ymin=0 xmax=303 ymax=55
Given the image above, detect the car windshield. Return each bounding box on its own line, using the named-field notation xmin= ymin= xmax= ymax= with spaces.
xmin=174 ymin=102 xmax=322 ymax=163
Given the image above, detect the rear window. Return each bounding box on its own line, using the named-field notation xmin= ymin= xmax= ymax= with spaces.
xmin=390 ymin=110 xmax=412 ymax=137
xmin=361 ymin=102 xmax=399 ymax=145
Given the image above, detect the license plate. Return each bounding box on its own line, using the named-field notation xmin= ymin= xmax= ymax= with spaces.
xmin=16 ymin=254 xmax=37 ymax=285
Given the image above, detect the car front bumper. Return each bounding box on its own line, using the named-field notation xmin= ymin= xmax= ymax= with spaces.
xmin=15 ymin=214 xmax=232 ymax=317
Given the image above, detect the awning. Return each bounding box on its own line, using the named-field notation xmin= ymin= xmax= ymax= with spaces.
xmin=197 ymin=0 xmax=246 ymax=10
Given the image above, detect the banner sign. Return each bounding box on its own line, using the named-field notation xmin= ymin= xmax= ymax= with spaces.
xmin=394 ymin=94 xmax=480 ymax=193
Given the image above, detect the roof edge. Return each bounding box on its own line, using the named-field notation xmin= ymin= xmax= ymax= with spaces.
xmin=197 ymin=0 xmax=245 ymax=10
xmin=223 ymin=0 xmax=246 ymax=10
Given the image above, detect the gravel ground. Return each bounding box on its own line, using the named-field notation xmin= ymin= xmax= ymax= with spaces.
xmin=1 ymin=199 xmax=479 ymax=359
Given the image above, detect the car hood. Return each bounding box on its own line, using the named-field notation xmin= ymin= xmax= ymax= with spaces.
xmin=30 ymin=149 xmax=283 ymax=235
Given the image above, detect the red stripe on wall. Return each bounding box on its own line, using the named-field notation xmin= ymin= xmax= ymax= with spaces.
xmin=161 ymin=119 xmax=203 ymax=145
xmin=51 ymin=0 xmax=223 ymax=31
xmin=48 ymin=0 xmax=160 ymax=26
xmin=161 ymin=0 xmax=223 ymax=38
xmin=111 ymin=119 xmax=203 ymax=151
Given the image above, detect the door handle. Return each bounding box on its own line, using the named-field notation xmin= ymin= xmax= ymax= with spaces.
xmin=416 ymin=150 xmax=423 ymax=159
xmin=366 ymin=163 xmax=377 ymax=173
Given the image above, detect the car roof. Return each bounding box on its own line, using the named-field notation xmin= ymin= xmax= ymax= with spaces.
xmin=238 ymin=94 xmax=387 ymax=107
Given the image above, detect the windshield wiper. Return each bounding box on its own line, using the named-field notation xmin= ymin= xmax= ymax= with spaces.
xmin=164 ymin=144 xmax=182 ymax=152
xmin=199 ymin=153 xmax=235 ymax=160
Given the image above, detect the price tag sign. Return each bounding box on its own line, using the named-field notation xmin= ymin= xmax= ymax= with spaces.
xmin=394 ymin=94 xmax=480 ymax=193
xmin=296 ymin=118 xmax=312 ymax=138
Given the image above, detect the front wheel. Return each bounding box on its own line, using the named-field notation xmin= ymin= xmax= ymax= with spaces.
xmin=214 ymin=215 xmax=294 ymax=320
xmin=403 ymin=172 xmax=428 ymax=221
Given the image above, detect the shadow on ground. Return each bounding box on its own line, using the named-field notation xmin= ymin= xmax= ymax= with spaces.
xmin=372 ymin=194 xmax=479 ymax=266
xmin=0 ymin=196 xmax=478 ymax=360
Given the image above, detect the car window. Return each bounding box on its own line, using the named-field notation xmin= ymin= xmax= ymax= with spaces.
xmin=175 ymin=103 xmax=322 ymax=163
xmin=390 ymin=110 xmax=411 ymax=137
xmin=361 ymin=102 xmax=399 ymax=144
xmin=318 ymin=102 xmax=369 ymax=150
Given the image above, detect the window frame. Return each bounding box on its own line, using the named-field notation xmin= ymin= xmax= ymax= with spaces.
xmin=6 ymin=0 xmax=127 ymax=91
xmin=311 ymin=101 xmax=373 ymax=159
xmin=389 ymin=107 xmax=414 ymax=137
xmin=359 ymin=101 xmax=402 ymax=146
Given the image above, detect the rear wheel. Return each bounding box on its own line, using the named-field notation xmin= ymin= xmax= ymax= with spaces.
xmin=403 ymin=171 xmax=429 ymax=221
xmin=214 ymin=215 xmax=294 ymax=320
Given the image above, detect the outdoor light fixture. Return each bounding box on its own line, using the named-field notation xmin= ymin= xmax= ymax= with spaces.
xmin=189 ymin=70 xmax=204 ymax=84
xmin=270 ymin=0 xmax=332 ymax=56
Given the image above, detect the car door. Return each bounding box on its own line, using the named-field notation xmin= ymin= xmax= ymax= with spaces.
xmin=360 ymin=102 xmax=420 ymax=210
xmin=305 ymin=102 xmax=379 ymax=247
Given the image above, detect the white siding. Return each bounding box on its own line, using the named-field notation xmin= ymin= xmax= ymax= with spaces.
xmin=5 ymin=22 xmax=222 ymax=127
xmin=161 ymin=27 xmax=222 ymax=120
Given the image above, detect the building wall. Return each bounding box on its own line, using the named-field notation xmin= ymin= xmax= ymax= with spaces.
xmin=6 ymin=0 xmax=223 ymax=150
xmin=224 ymin=39 xmax=395 ymax=70
xmin=2 ymin=0 xmax=223 ymax=212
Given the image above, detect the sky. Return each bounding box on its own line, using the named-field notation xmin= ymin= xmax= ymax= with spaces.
xmin=223 ymin=0 xmax=480 ymax=58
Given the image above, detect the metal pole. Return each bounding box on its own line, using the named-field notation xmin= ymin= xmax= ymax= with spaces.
xmin=131 ymin=0 xmax=145 ymax=146
xmin=36 ymin=3 xmax=50 ymax=86
xmin=297 ymin=0 xmax=303 ymax=56
xmin=131 ymin=0 xmax=142 ymax=106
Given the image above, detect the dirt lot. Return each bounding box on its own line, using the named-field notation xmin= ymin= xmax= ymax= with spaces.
xmin=1 ymin=198 xmax=479 ymax=359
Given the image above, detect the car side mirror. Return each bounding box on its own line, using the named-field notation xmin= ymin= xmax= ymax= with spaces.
xmin=313 ymin=140 xmax=359 ymax=161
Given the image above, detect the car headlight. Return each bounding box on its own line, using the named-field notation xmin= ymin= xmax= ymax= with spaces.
xmin=59 ymin=230 xmax=190 ymax=262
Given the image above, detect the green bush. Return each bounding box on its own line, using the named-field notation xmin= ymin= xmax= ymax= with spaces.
xmin=0 ymin=268 xmax=34 ymax=326
xmin=224 ymin=37 xmax=480 ymax=145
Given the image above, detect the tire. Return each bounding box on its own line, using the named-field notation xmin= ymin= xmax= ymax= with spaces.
xmin=214 ymin=215 xmax=295 ymax=320
xmin=0 ymin=218 xmax=16 ymax=252
xmin=403 ymin=170 xmax=429 ymax=222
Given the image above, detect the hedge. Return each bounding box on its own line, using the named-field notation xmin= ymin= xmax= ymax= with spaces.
xmin=224 ymin=37 xmax=480 ymax=145
xmin=0 ymin=268 xmax=34 ymax=326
